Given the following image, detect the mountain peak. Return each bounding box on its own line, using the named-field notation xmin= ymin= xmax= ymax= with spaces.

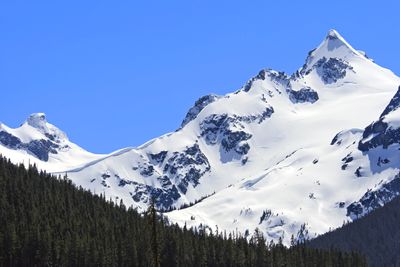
xmin=321 ymin=29 xmax=356 ymax=53
xmin=26 ymin=113 xmax=47 ymax=130
xmin=326 ymin=29 xmax=342 ymax=40
xmin=296 ymin=29 xmax=365 ymax=79
xmin=24 ymin=112 xmax=68 ymax=141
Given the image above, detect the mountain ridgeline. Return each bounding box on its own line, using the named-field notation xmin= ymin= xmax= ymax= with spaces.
xmin=1 ymin=29 xmax=400 ymax=245
xmin=0 ymin=157 xmax=366 ymax=267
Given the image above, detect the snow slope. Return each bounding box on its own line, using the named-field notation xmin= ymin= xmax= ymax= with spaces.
xmin=1 ymin=30 xmax=400 ymax=245
xmin=0 ymin=113 xmax=103 ymax=172
xmin=164 ymin=30 xmax=400 ymax=244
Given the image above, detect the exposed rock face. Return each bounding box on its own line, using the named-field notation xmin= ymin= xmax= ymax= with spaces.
xmin=359 ymin=87 xmax=400 ymax=152
xmin=242 ymin=69 xmax=270 ymax=92
xmin=315 ymin=57 xmax=353 ymax=84
xmin=0 ymin=131 xmax=22 ymax=149
xmin=181 ymin=94 xmax=221 ymax=127
xmin=125 ymin=143 xmax=211 ymax=208
xmin=297 ymin=56 xmax=354 ymax=84
xmin=149 ymin=151 xmax=168 ymax=164
xmin=24 ymin=139 xmax=59 ymax=161
xmin=139 ymin=164 xmax=155 ymax=177
xmin=164 ymin=144 xmax=211 ymax=194
xmin=200 ymin=114 xmax=253 ymax=160
xmin=381 ymin=86 xmax=400 ymax=117
xmin=130 ymin=181 xmax=181 ymax=209
xmin=341 ymin=153 xmax=354 ymax=170
xmin=243 ymin=69 xmax=320 ymax=105
xmin=114 ymin=170 xmax=181 ymax=209
xmin=347 ymin=172 xmax=400 ymax=219
xmin=349 ymin=87 xmax=400 ymax=218
xmin=358 ymin=120 xmax=396 ymax=151
xmin=288 ymin=87 xmax=319 ymax=104
xmin=293 ymin=29 xmax=357 ymax=85
xmin=0 ymin=131 xmax=60 ymax=161
xmin=237 ymin=108 xmax=275 ymax=124
xmin=242 ymin=69 xmax=288 ymax=93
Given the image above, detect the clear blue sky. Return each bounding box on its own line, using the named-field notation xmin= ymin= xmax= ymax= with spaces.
xmin=1 ymin=1 xmax=399 ymax=153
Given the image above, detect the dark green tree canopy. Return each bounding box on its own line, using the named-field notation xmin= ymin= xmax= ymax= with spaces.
xmin=0 ymin=157 xmax=366 ymax=267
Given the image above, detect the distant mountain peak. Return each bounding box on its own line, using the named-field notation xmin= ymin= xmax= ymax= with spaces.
xmin=26 ymin=113 xmax=47 ymax=129
xmin=23 ymin=112 xmax=68 ymax=141
xmin=0 ymin=112 xmax=99 ymax=166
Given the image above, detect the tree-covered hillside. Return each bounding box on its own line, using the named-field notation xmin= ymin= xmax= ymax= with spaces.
xmin=309 ymin=193 xmax=400 ymax=267
xmin=0 ymin=157 xmax=366 ymax=267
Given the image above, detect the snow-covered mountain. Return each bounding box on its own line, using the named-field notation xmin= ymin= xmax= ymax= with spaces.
xmin=0 ymin=113 xmax=103 ymax=172
xmin=2 ymin=30 xmax=400 ymax=245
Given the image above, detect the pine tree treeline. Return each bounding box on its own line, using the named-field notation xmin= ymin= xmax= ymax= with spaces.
xmin=0 ymin=157 xmax=366 ymax=267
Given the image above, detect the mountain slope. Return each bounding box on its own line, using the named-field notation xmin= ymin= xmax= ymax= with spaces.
xmin=0 ymin=113 xmax=103 ymax=172
xmin=1 ymin=30 xmax=400 ymax=246
xmin=308 ymin=195 xmax=400 ymax=267
xmin=164 ymin=30 xmax=400 ymax=244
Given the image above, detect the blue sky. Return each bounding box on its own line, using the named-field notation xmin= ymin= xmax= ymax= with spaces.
xmin=1 ymin=1 xmax=399 ymax=153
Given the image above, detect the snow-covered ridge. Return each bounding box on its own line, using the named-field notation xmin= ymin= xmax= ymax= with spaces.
xmin=0 ymin=113 xmax=103 ymax=172
xmin=1 ymin=29 xmax=400 ymax=245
